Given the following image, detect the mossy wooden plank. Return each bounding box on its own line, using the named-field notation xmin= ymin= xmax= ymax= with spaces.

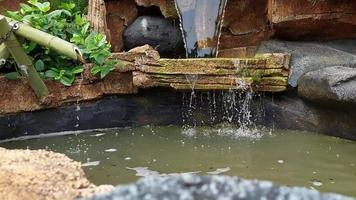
xmin=170 ymin=83 xmax=286 ymax=92
xmin=133 ymin=72 xmax=287 ymax=86
xmin=153 ymin=53 xmax=290 ymax=69
xmin=119 ymin=46 xmax=291 ymax=92
xmin=138 ymin=65 xmax=288 ymax=76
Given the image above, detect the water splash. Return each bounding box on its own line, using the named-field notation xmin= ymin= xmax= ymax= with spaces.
xmin=74 ymin=73 xmax=84 ymax=129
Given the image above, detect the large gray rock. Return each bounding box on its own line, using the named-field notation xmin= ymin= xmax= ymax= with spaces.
xmin=257 ymin=40 xmax=356 ymax=87
xmin=124 ymin=16 xmax=185 ymax=57
xmin=85 ymin=174 xmax=353 ymax=200
xmin=253 ymin=94 xmax=356 ymax=140
xmin=298 ymin=66 xmax=356 ymax=105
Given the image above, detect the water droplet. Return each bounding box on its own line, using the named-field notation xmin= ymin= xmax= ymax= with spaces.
xmin=82 ymin=161 xmax=100 ymax=167
xmin=312 ymin=181 xmax=323 ymax=187
xmin=105 ymin=149 xmax=117 ymax=152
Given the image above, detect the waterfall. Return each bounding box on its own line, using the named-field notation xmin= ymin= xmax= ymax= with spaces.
xmin=174 ymin=0 xmax=228 ymax=58
xmin=175 ymin=0 xmax=257 ymax=136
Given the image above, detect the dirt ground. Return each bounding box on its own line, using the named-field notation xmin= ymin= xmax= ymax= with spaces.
xmin=0 ymin=147 xmax=113 ymax=200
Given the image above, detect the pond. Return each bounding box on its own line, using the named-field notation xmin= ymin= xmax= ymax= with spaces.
xmin=1 ymin=125 xmax=356 ymax=197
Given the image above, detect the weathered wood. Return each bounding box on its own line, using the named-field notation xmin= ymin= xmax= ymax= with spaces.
xmin=133 ymin=72 xmax=287 ymax=92
xmin=87 ymin=0 xmax=110 ymax=37
xmin=0 ymin=17 xmax=49 ymax=100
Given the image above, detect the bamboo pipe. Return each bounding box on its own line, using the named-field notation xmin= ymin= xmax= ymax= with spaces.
xmin=1 ymin=14 xmax=84 ymax=62
xmin=0 ymin=44 xmax=9 ymax=66
xmin=0 ymin=44 xmax=9 ymax=59
xmin=0 ymin=16 xmax=49 ymax=99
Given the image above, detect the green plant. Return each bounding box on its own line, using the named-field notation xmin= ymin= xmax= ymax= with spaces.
xmin=5 ymin=0 xmax=117 ymax=86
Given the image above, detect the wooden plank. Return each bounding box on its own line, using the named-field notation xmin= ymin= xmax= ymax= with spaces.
xmin=133 ymin=71 xmax=287 ymax=92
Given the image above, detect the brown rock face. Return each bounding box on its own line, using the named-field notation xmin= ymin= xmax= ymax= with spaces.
xmin=270 ymin=0 xmax=356 ymax=40
xmin=0 ymin=0 xmax=25 ymax=13
xmin=105 ymin=0 xmax=138 ymax=52
xmin=135 ymin=0 xmax=177 ymax=18
xmin=218 ymin=0 xmax=273 ymax=57
xmin=0 ymin=147 xmax=113 ymax=200
xmin=0 ymin=71 xmax=136 ymax=115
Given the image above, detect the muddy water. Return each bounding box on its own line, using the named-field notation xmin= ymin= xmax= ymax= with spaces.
xmin=1 ymin=125 xmax=356 ymax=196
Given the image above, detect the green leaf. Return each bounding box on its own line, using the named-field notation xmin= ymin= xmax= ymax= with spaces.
xmin=59 ymin=2 xmax=76 ymax=11
xmin=5 ymin=72 xmax=20 ymax=80
xmin=72 ymin=66 xmax=84 ymax=74
xmin=20 ymin=3 xmax=34 ymax=14
xmin=5 ymin=11 xmax=22 ymax=21
xmin=91 ymin=65 xmax=101 ymax=75
xmin=35 ymin=60 xmax=45 ymax=71
xmin=100 ymin=67 xmax=112 ymax=79
xmin=70 ymin=33 xmax=85 ymax=45
xmin=47 ymin=10 xmax=71 ymax=19
xmin=94 ymin=54 xmax=105 ymax=65
xmin=60 ymin=75 xmax=74 ymax=86
xmin=54 ymin=69 xmax=65 ymax=80
xmin=81 ymin=23 xmax=90 ymax=35
xmin=45 ymin=69 xmax=58 ymax=78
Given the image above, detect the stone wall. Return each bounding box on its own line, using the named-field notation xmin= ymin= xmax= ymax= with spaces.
xmin=103 ymin=0 xmax=356 ymax=56
xmin=2 ymin=0 xmax=356 ymax=56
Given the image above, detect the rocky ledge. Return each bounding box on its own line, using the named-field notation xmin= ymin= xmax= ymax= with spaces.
xmin=0 ymin=147 xmax=113 ymax=200
xmin=85 ymin=174 xmax=354 ymax=200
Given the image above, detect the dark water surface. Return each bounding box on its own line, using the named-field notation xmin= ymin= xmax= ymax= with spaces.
xmin=1 ymin=125 xmax=356 ymax=196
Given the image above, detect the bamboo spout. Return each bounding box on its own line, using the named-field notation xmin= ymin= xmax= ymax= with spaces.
xmin=0 ymin=16 xmax=49 ymax=100
xmin=1 ymin=15 xmax=84 ymax=62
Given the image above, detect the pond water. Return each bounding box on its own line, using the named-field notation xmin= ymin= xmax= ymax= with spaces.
xmin=1 ymin=125 xmax=356 ymax=197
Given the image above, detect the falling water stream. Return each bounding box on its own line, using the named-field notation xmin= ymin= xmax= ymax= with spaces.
xmin=174 ymin=0 xmax=228 ymax=57
xmin=174 ymin=0 xmax=256 ymax=133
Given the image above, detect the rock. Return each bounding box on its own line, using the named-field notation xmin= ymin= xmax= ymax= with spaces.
xmin=271 ymin=0 xmax=356 ymax=41
xmin=257 ymin=40 xmax=356 ymax=87
xmin=253 ymin=93 xmax=356 ymax=140
xmin=325 ymin=39 xmax=356 ymax=55
xmin=124 ymin=16 xmax=184 ymax=57
xmin=0 ymin=71 xmax=136 ymax=115
xmin=0 ymin=0 xmax=25 ymax=13
xmin=134 ymin=0 xmax=177 ymax=18
xmin=0 ymin=147 xmax=113 ymax=200
xmin=219 ymin=0 xmax=273 ymax=56
xmin=84 ymin=174 xmax=354 ymax=200
xmin=298 ymin=66 xmax=356 ymax=105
